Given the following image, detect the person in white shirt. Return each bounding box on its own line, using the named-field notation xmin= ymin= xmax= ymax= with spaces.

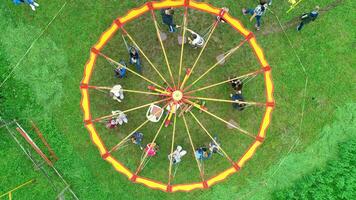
xmin=111 ymin=110 xmax=128 ymax=125
xmin=187 ymin=29 xmax=205 ymax=48
xmin=168 ymin=146 xmax=187 ymax=164
xmin=110 ymin=85 xmax=124 ymax=102
xmin=242 ymin=0 xmax=268 ymax=31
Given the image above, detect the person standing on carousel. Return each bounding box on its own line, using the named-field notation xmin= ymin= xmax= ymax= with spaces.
xmin=160 ymin=7 xmax=180 ymax=33
xmin=129 ymin=46 xmax=142 ymax=74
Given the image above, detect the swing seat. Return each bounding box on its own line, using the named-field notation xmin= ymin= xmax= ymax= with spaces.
xmin=216 ymin=54 xmax=226 ymax=65
xmin=177 ymin=36 xmax=187 ymax=45
xmin=160 ymin=31 xmax=167 ymax=41
xmin=146 ymin=104 xmax=164 ymax=122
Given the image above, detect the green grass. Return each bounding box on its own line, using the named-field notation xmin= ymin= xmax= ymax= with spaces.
xmin=1 ymin=0 xmax=355 ymax=199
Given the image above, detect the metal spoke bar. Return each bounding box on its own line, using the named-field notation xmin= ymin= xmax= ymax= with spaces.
xmin=183 ymin=99 xmax=256 ymax=139
xmin=94 ymin=49 xmax=165 ymax=90
xmin=167 ymin=113 xmax=177 ymax=185
xmin=178 ymin=7 xmax=189 ymax=87
xmin=88 ymin=85 xmax=164 ymax=96
xmin=149 ymin=7 xmax=176 ymax=87
xmin=184 ymin=38 xmax=249 ymax=91
xmin=182 ymin=114 xmax=206 ymax=182
xmin=135 ymin=114 xmax=169 ymax=175
xmin=185 ymin=96 xmax=265 ymax=106
xmin=122 ymin=28 xmax=171 ymax=87
xmin=185 ymin=69 xmax=264 ymax=94
xmin=92 ymin=98 xmax=170 ymax=123
xmin=180 ymin=20 xmax=219 ymax=89
xmin=189 ymin=111 xmax=239 ymax=168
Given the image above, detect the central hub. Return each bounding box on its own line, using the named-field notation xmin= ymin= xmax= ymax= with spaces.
xmin=172 ymin=90 xmax=183 ymax=102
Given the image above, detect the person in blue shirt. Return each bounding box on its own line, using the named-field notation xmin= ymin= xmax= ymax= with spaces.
xmin=13 ymin=0 xmax=39 ymax=11
xmin=195 ymin=147 xmax=211 ymax=160
xmin=129 ymin=47 xmax=142 ymax=74
xmin=242 ymin=0 xmax=268 ymax=31
xmin=114 ymin=60 xmax=127 ymax=78
xmin=131 ymin=132 xmax=144 ymax=150
xmin=160 ymin=8 xmax=180 ymax=33
xmin=230 ymin=91 xmax=246 ymax=111
xmin=297 ymin=6 xmax=320 ymax=31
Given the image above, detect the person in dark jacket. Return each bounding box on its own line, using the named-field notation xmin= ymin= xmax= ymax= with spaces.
xmin=297 ymin=6 xmax=320 ymax=31
xmin=131 ymin=132 xmax=144 ymax=150
xmin=229 ymin=77 xmax=244 ymax=92
xmin=129 ymin=47 xmax=142 ymax=74
xmin=160 ymin=8 xmax=179 ymax=32
xmin=230 ymin=91 xmax=246 ymax=111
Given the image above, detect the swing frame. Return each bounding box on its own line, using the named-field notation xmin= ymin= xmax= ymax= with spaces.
xmin=80 ymin=0 xmax=274 ymax=193
xmin=146 ymin=104 xmax=164 ymax=122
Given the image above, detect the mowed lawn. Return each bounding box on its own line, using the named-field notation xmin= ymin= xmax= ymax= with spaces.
xmin=0 ymin=0 xmax=355 ymax=200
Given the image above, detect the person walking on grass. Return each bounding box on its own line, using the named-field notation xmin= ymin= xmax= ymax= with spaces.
xmin=13 ymin=0 xmax=39 ymax=11
xmin=297 ymin=6 xmax=320 ymax=31
xmin=242 ymin=0 xmax=268 ymax=31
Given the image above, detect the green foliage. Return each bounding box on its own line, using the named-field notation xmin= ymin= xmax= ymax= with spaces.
xmin=272 ymin=138 xmax=356 ymax=200
xmin=213 ymin=103 xmax=356 ymax=200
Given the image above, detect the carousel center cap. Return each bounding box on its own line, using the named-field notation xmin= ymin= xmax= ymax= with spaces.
xmin=172 ymin=90 xmax=183 ymax=101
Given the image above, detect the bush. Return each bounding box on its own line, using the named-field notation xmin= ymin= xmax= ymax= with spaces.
xmin=272 ymin=138 xmax=356 ymax=200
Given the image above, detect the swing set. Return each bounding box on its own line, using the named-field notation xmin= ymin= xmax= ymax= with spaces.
xmin=81 ymin=0 xmax=274 ymax=193
xmin=0 ymin=118 xmax=79 ymax=199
